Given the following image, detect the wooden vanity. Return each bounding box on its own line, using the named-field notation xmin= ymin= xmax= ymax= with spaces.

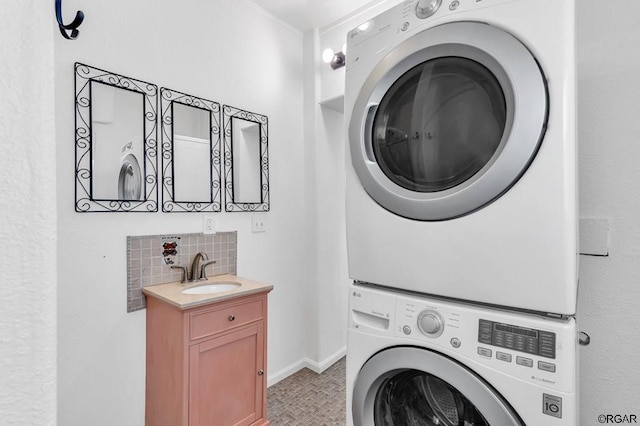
xmin=143 ymin=275 xmax=273 ymax=426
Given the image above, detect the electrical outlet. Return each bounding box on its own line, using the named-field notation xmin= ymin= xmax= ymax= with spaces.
xmin=251 ymin=215 xmax=266 ymax=233
xmin=203 ymin=215 xmax=216 ymax=234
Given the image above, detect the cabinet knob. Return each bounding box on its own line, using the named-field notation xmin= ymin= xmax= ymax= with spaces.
xmin=228 ymin=315 xmax=235 ymax=321
xmin=258 ymin=369 xmax=264 ymax=376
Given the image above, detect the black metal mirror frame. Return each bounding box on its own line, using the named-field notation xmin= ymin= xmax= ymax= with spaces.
xmin=222 ymin=105 xmax=270 ymax=212
xmin=160 ymin=88 xmax=222 ymax=212
xmin=74 ymin=62 xmax=158 ymax=212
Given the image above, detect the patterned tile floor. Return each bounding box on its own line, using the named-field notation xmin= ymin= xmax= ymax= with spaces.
xmin=267 ymin=357 xmax=346 ymax=426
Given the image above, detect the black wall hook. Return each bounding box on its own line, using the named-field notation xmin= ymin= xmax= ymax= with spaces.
xmin=55 ymin=0 xmax=84 ymax=40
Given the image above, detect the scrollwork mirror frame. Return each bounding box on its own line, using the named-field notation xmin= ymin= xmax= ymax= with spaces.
xmin=160 ymin=88 xmax=222 ymax=212
xmin=222 ymin=105 xmax=270 ymax=212
xmin=74 ymin=62 xmax=158 ymax=212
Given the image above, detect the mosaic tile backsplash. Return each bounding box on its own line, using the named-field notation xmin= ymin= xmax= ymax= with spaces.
xmin=127 ymin=232 xmax=237 ymax=312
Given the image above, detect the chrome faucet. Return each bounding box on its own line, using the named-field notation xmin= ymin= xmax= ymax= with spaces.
xmin=171 ymin=252 xmax=217 ymax=283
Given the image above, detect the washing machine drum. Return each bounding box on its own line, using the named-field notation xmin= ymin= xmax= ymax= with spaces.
xmin=352 ymin=347 xmax=523 ymax=425
xmin=376 ymin=371 xmax=488 ymax=425
xmin=349 ymin=21 xmax=548 ymax=220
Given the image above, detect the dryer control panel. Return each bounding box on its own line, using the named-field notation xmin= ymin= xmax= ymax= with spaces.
xmin=478 ymin=319 xmax=556 ymax=359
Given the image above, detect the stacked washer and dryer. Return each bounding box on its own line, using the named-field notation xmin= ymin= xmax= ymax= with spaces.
xmin=344 ymin=0 xmax=578 ymax=424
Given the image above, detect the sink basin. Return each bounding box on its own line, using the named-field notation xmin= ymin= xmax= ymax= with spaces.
xmin=181 ymin=282 xmax=240 ymax=295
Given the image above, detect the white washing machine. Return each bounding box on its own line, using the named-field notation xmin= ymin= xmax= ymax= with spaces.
xmin=118 ymin=140 xmax=143 ymax=201
xmin=347 ymin=283 xmax=578 ymax=425
xmin=345 ymin=0 xmax=577 ymax=315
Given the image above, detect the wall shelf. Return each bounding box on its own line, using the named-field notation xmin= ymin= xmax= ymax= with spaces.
xmin=319 ymin=95 xmax=344 ymax=114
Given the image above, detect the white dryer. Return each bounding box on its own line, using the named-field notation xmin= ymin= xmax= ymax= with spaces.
xmin=345 ymin=0 xmax=577 ymax=315
xmin=347 ymin=283 xmax=578 ymax=425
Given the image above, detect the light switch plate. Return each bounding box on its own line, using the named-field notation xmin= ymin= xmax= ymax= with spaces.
xmin=203 ymin=215 xmax=216 ymax=234
xmin=251 ymin=214 xmax=266 ymax=233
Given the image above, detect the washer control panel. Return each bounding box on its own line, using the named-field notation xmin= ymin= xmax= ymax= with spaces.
xmin=353 ymin=283 xmax=575 ymax=393
xmin=478 ymin=319 xmax=556 ymax=359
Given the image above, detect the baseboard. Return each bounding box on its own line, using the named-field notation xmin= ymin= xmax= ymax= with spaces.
xmin=267 ymin=359 xmax=308 ymax=388
xmin=267 ymin=346 xmax=347 ymax=388
xmin=303 ymin=346 xmax=347 ymax=374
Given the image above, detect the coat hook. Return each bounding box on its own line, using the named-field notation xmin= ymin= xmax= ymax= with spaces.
xmin=579 ymin=331 xmax=591 ymax=346
xmin=55 ymin=0 xmax=84 ymax=40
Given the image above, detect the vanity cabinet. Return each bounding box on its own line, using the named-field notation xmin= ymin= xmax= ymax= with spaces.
xmin=145 ymin=289 xmax=271 ymax=426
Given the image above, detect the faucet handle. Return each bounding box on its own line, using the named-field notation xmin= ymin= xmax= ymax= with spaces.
xmin=170 ymin=265 xmax=189 ymax=283
xmin=200 ymin=260 xmax=217 ymax=280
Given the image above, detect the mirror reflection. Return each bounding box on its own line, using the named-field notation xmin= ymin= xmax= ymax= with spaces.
xmin=173 ymin=104 xmax=211 ymax=203
xmin=231 ymin=117 xmax=261 ymax=203
xmin=91 ymin=82 xmax=144 ymax=201
xmin=160 ymin=88 xmax=221 ymax=212
xmin=74 ymin=63 xmax=158 ymax=212
xmin=223 ymin=105 xmax=270 ymax=212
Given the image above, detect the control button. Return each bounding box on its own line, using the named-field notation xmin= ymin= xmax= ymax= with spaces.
xmin=449 ymin=0 xmax=460 ymax=10
xmin=538 ymin=361 xmax=556 ymax=373
xmin=417 ymin=310 xmax=444 ymax=337
xmin=479 ymin=319 xmax=493 ymax=331
xmin=478 ymin=319 xmax=493 ymax=344
xmin=516 ymin=356 xmax=533 ymax=367
xmin=415 ymin=0 xmax=442 ymax=19
xmin=478 ymin=333 xmax=492 ymax=344
xmin=477 ymin=347 xmax=492 ymax=357
xmin=496 ymin=352 xmax=512 ymax=363
xmin=401 ymin=22 xmax=410 ymax=32
xmin=402 ymin=325 xmax=412 ymax=335
xmin=539 ymin=331 xmax=556 ymax=358
xmin=450 ymin=338 xmax=461 ymax=348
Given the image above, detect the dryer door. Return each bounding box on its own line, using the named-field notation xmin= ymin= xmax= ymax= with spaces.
xmin=349 ymin=21 xmax=547 ymax=220
xmin=352 ymin=347 xmax=524 ymax=425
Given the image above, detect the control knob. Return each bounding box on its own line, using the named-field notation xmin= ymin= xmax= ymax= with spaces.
xmin=415 ymin=0 xmax=442 ymax=19
xmin=417 ymin=310 xmax=444 ymax=337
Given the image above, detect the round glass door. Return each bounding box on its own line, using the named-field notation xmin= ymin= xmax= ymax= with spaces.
xmin=373 ymin=57 xmax=507 ymax=193
xmin=375 ymin=370 xmax=489 ymax=425
xmin=352 ymin=347 xmax=524 ymax=425
xmin=349 ymin=21 xmax=548 ymax=221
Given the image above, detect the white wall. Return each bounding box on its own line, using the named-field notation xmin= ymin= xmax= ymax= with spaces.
xmin=299 ymin=0 xmax=404 ymax=369
xmin=576 ymin=0 xmax=640 ymax=420
xmin=0 ymin=2 xmax=57 ymax=425
xmin=302 ymin=27 xmax=349 ymax=368
xmin=55 ymin=1 xmax=309 ymax=424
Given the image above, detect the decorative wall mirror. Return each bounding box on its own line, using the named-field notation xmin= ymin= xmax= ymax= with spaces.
xmin=222 ymin=105 xmax=270 ymax=212
xmin=74 ymin=63 xmax=158 ymax=212
xmin=160 ymin=88 xmax=221 ymax=212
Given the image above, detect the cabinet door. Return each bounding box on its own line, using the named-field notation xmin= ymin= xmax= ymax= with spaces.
xmin=189 ymin=323 xmax=265 ymax=426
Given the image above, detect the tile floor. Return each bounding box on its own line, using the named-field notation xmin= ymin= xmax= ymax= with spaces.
xmin=267 ymin=357 xmax=346 ymax=425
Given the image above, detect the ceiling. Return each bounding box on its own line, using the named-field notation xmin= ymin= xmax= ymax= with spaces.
xmin=248 ymin=0 xmax=379 ymax=32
